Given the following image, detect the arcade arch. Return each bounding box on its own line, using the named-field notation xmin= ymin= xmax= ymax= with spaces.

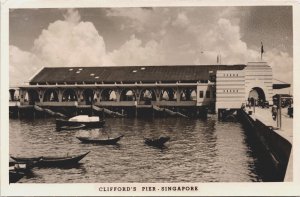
xmin=101 ymin=89 xmax=117 ymax=101
xmin=161 ymin=88 xmax=176 ymax=101
xmin=9 ymin=89 xmax=20 ymax=101
xmin=43 ymin=89 xmax=59 ymax=102
xmin=62 ymin=89 xmax=77 ymax=101
xmin=82 ymin=89 xmax=95 ymax=105
xmin=181 ymin=88 xmax=197 ymax=101
xmin=140 ymin=89 xmax=156 ymax=104
xmin=25 ymin=89 xmax=39 ymax=105
xmin=120 ymin=89 xmax=136 ymax=101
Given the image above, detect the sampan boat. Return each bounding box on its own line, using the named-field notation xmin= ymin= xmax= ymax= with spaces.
xmin=9 ymin=159 xmax=38 ymax=183
xmin=10 ymin=151 xmax=90 ymax=167
xmin=56 ymin=115 xmax=105 ymax=129
xmin=57 ymin=124 xmax=86 ymax=131
xmin=144 ymin=136 xmax=170 ymax=147
xmin=76 ymin=135 xmax=124 ymax=145
xmin=9 ymin=170 xmax=25 ymax=183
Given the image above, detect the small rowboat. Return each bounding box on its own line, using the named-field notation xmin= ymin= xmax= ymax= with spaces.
xmin=144 ymin=136 xmax=170 ymax=147
xmin=57 ymin=124 xmax=86 ymax=131
xmin=76 ymin=135 xmax=124 ymax=145
xmin=11 ymin=151 xmax=90 ymax=167
xmin=56 ymin=115 xmax=105 ymax=129
xmin=9 ymin=158 xmax=42 ymax=183
xmin=9 ymin=170 xmax=25 ymax=183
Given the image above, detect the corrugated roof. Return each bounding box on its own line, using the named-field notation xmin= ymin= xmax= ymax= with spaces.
xmin=30 ymin=65 xmax=246 ymax=84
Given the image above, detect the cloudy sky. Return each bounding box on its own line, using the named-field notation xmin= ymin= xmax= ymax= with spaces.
xmin=9 ymin=7 xmax=293 ymax=86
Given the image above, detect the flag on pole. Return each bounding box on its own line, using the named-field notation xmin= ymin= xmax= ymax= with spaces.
xmin=217 ymin=54 xmax=219 ymax=64
xmin=261 ymin=42 xmax=264 ymax=60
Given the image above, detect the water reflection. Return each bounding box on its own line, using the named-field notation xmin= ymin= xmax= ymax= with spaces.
xmin=10 ymin=116 xmax=271 ymax=183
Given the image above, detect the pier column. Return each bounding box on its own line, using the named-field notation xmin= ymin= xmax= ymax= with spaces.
xmin=153 ymin=88 xmax=161 ymax=102
xmin=19 ymin=89 xmax=26 ymax=105
xmin=58 ymin=89 xmax=63 ymax=102
xmin=77 ymin=89 xmax=84 ymax=102
xmin=115 ymin=89 xmax=121 ymax=102
xmin=176 ymin=88 xmax=181 ymax=102
xmin=38 ymin=89 xmax=45 ymax=103
xmin=135 ymin=88 xmax=141 ymax=104
xmin=95 ymin=89 xmax=101 ymax=104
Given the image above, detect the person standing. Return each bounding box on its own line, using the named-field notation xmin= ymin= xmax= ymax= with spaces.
xmin=272 ymin=105 xmax=277 ymax=121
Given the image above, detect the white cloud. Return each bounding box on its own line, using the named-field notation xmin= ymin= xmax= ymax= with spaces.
xmin=32 ymin=19 xmax=110 ymax=67
xmin=266 ymin=49 xmax=293 ymax=85
xmin=106 ymin=8 xmax=152 ymax=32
xmin=9 ymin=8 xmax=293 ymax=88
xmin=9 ymin=45 xmax=41 ymax=86
xmin=172 ymin=12 xmax=190 ymax=28
xmin=108 ymin=35 xmax=163 ymax=65
xmin=63 ymin=8 xmax=81 ymax=24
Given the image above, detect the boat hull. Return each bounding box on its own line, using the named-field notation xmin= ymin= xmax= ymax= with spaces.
xmin=57 ymin=124 xmax=86 ymax=131
xmin=11 ymin=151 xmax=90 ymax=167
xmin=76 ymin=135 xmax=123 ymax=145
xmin=144 ymin=137 xmax=170 ymax=147
xmin=56 ymin=118 xmax=105 ymax=129
xmin=9 ymin=170 xmax=25 ymax=183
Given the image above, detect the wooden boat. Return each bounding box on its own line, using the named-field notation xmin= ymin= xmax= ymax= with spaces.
xmin=56 ymin=115 xmax=105 ymax=129
xmin=9 ymin=170 xmax=25 ymax=183
xmin=76 ymin=135 xmax=124 ymax=145
xmin=10 ymin=151 xmax=90 ymax=167
xmin=57 ymin=124 xmax=86 ymax=131
xmin=9 ymin=159 xmax=41 ymax=183
xmin=144 ymin=136 xmax=170 ymax=147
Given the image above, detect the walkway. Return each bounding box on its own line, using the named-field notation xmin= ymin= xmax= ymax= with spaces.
xmin=246 ymin=107 xmax=293 ymax=143
xmin=245 ymin=106 xmax=293 ymax=181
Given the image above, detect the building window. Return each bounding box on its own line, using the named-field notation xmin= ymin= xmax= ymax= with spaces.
xmin=213 ymin=91 xmax=216 ymax=98
xmin=199 ymin=91 xmax=204 ymax=98
xmin=206 ymin=91 xmax=210 ymax=98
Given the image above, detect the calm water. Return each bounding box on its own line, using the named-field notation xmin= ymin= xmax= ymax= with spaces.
xmin=9 ymin=116 xmax=270 ymax=183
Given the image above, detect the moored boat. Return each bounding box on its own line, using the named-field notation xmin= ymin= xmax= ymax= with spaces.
xmin=57 ymin=124 xmax=86 ymax=131
xmin=56 ymin=115 xmax=105 ymax=129
xmin=76 ymin=135 xmax=124 ymax=145
xmin=9 ymin=170 xmax=25 ymax=183
xmin=11 ymin=151 xmax=90 ymax=167
xmin=9 ymin=159 xmax=40 ymax=183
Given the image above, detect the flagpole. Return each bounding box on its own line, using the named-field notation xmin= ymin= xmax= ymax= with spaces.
xmin=261 ymin=41 xmax=264 ymax=61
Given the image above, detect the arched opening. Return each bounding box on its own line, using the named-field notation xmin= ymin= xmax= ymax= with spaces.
xmin=140 ymin=89 xmax=156 ymax=104
xmin=190 ymin=90 xmax=197 ymax=101
xmin=9 ymin=89 xmax=20 ymax=101
xmin=83 ymin=89 xmax=95 ymax=105
xmin=101 ymin=89 xmax=117 ymax=101
xmin=248 ymin=87 xmax=266 ymax=106
xmin=120 ymin=89 xmax=136 ymax=101
xmin=9 ymin=89 xmax=16 ymax=101
xmin=62 ymin=89 xmax=77 ymax=102
xmin=181 ymin=88 xmax=196 ymax=101
xmin=25 ymin=89 xmax=39 ymax=105
xmin=93 ymin=92 xmax=98 ymax=103
xmin=161 ymin=88 xmax=176 ymax=101
xmin=43 ymin=89 xmax=59 ymax=102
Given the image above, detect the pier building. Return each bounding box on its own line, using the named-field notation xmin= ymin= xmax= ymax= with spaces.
xmin=9 ymin=62 xmax=276 ymax=117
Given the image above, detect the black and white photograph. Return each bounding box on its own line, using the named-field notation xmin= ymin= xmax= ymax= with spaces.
xmin=1 ymin=0 xmax=299 ymax=196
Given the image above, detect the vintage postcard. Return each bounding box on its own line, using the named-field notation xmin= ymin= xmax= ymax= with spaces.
xmin=1 ymin=0 xmax=299 ymax=196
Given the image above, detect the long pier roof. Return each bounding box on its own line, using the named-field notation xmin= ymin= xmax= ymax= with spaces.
xmin=30 ymin=65 xmax=246 ymax=84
